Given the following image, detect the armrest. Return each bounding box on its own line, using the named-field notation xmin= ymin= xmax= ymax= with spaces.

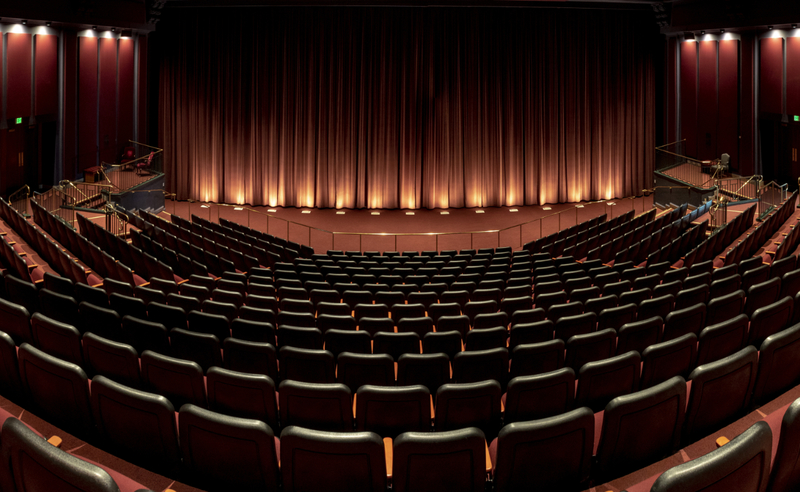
xmin=430 ymin=395 xmax=435 ymax=420
xmin=485 ymin=440 xmax=492 ymax=474
xmin=384 ymin=437 xmax=393 ymax=479
xmin=352 ymin=394 xmax=357 ymax=418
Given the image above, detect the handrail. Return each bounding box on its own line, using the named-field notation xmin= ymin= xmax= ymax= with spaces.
xmin=128 ymin=140 xmax=163 ymax=152
xmin=9 ymin=184 xmax=30 ymax=203
xmin=8 ymin=184 xmax=31 ymax=217
xmin=655 ymin=139 xmax=686 ymax=150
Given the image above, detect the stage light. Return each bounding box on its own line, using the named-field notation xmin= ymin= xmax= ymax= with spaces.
xmin=234 ymin=207 xmax=243 ymax=211
xmin=200 ymin=204 xmax=209 ymax=209
xmin=267 ymin=209 xmax=277 ymax=213
xmin=336 ymin=211 xmax=345 ymax=215
xmin=542 ymin=207 xmax=552 ymax=211
xmin=509 ymin=209 xmax=518 ymax=212
xmin=720 ymin=29 xmax=725 ymax=33
xmin=301 ymin=210 xmax=311 ymax=214
xmin=769 ymin=26 xmax=774 ymax=30
xmin=576 ymin=204 xmax=585 ymax=208
xmin=92 ymin=25 xmax=97 ymax=30
xmin=21 ymin=20 xmax=27 ymax=25
xmin=406 ymin=212 xmax=415 ymax=215
xmin=607 ymin=202 xmax=616 ymax=206
xmin=440 ymin=211 xmax=449 ymax=215
xmin=46 ymin=22 xmax=51 ymax=27
xmin=475 ymin=210 xmax=485 ymax=214
xmin=111 ymin=28 xmax=116 ymax=32
xmin=700 ymin=30 xmax=705 ymax=35
xmin=371 ymin=212 xmax=380 ymax=216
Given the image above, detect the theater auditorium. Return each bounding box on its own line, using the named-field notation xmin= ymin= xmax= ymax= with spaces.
xmin=1 ymin=0 xmax=800 ymax=491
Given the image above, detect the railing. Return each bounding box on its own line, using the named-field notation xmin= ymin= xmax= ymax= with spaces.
xmin=32 ymin=187 xmax=77 ymax=229
xmin=104 ymin=203 xmax=130 ymax=238
xmin=102 ymin=140 xmax=164 ymax=192
xmin=758 ymin=181 xmax=788 ymax=218
xmin=168 ymin=193 xmax=660 ymax=254
xmin=714 ymin=176 xmax=760 ymax=201
xmin=8 ymin=185 xmax=30 ymax=218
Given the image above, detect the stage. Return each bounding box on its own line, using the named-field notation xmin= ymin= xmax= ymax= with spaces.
xmin=158 ymin=195 xmax=655 ymax=254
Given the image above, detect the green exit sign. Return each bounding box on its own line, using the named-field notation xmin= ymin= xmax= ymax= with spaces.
xmin=15 ymin=117 xmax=21 ymax=124
xmin=795 ymin=115 xmax=800 ymax=122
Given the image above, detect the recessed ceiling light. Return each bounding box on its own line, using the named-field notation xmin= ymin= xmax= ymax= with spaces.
xmin=769 ymin=26 xmax=774 ymax=30
xmin=701 ymin=30 xmax=705 ymax=35
xmin=92 ymin=25 xmax=97 ymax=30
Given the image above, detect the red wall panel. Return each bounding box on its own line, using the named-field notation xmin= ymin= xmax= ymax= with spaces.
xmin=740 ymin=34 xmax=755 ymax=176
xmin=680 ymin=41 xmax=698 ymax=157
xmin=719 ymin=40 xmax=739 ymax=168
xmin=79 ymin=37 xmax=98 ymax=168
xmin=788 ymin=37 xmax=800 ymax=117
xmin=34 ymin=34 xmax=58 ymax=116
xmin=7 ymin=33 xmax=33 ymax=120
xmin=64 ymin=32 xmax=78 ymax=179
xmin=118 ymin=38 xmax=135 ymax=146
xmin=667 ymin=37 xmax=678 ymax=144
xmin=99 ymin=38 xmax=118 ymax=163
xmin=138 ymin=36 xmax=148 ymax=142
xmin=0 ymin=36 xmax=4 ymax=121
xmin=760 ymin=37 xmax=784 ymax=115
xmin=697 ymin=41 xmax=718 ymax=160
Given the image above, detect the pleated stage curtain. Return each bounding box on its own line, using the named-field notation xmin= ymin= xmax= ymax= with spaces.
xmin=158 ymin=7 xmax=656 ymax=209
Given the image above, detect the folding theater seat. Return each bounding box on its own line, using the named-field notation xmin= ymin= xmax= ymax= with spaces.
xmin=575 ymin=351 xmax=640 ymax=412
xmin=140 ymin=350 xmax=207 ymax=409
xmin=503 ymin=367 xmax=575 ymax=424
xmin=355 ymin=385 xmax=431 ymax=438
xmin=82 ymin=332 xmax=142 ymax=389
xmin=336 ymin=352 xmax=395 ymax=393
xmin=751 ymin=323 xmax=800 ymax=406
xmin=121 ymin=316 xmax=171 ymax=356
xmin=0 ymin=417 xmax=156 ymax=492
xmin=396 ymin=353 xmax=451 ymax=394
xmin=372 ymin=332 xmax=421 ymax=360
xmin=280 ymin=425 xmax=385 ymax=492
xmin=435 ymin=380 xmax=502 ymax=439
xmin=392 ymin=428 xmax=487 ymax=492
xmin=29 ymin=313 xmax=85 ymax=369
xmin=695 ymin=314 xmax=748 ymax=367
xmin=206 ymin=366 xmax=279 ymax=430
xmin=278 ymin=346 xmax=335 ymax=383
xmin=179 ymin=405 xmax=280 ymax=491
xmin=223 ymin=338 xmax=279 ymax=381
xmin=491 ymin=408 xmax=594 ymax=492
xmin=90 ymin=375 xmax=181 ymax=472
xmin=278 ymin=380 xmax=353 ymax=431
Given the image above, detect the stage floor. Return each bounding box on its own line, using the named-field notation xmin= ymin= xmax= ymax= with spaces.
xmin=160 ymin=195 xmax=654 ymax=254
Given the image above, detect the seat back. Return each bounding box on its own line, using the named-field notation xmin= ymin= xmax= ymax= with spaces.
xmin=337 ymin=353 xmax=395 ymax=392
xmin=280 ymin=425 xmax=385 ymax=492
xmin=452 ymin=347 xmax=509 ymax=388
xmin=662 ymin=303 xmax=707 ymax=341
xmin=696 ymin=314 xmax=748 ymax=367
xmin=565 ymin=328 xmax=616 ymax=372
xmin=396 ymin=353 xmax=451 ymax=394
xmin=140 ymin=350 xmax=207 ymax=408
xmin=206 ymin=367 xmax=278 ymax=430
xmin=504 ymin=368 xmax=575 ymax=424
xmin=90 ymin=375 xmax=180 ymax=468
xmin=684 ymin=346 xmax=759 ymax=443
xmin=180 ymin=405 xmax=280 ymax=491
xmin=82 ymin=332 xmax=141 ymax=388
xmin=493 ymin=408 xmax=594 ymax=492
xmin=595 ymin=376 xmax=686 ymax=480
xmin=278 ymin=346 xmax=335 ymax=383
xmin=651 ymin=421 xmax=771 ymax=492
xmin=0 ymin=417 xmax=124 ymax=492
xmin=355 ymin=385 xmax=431 ymax=437
xmin=575 ymin=351 xmax=641 ymax=412
xmin=616 ymin=316 xmax=662 ymax=355
xmin=752 ymin=323 xmax=800 ymax=405
xmin=223 ymin=338 xmax=279 ymax=381
xmin=640 ymin=333 xmax=697 ymax=389
xmin=30 ymin=312 xmax=84 ymax=369
xmin=435 ymin=380 xmax=502 ymax=438
xmin=278 ymin=380 xmax=353 ymax=431
xmin=0 ymin=297 xmax=32 ymax=344
xmin=747 ymin=296 xmax=794 ymax=347
xmin=769 ymin=397 xmax=800 ymax=492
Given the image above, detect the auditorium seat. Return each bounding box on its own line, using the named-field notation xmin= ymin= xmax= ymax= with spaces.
xmin=140 ymin=350 xmax=207 ymax=409
xmin=337 ymin=352 xmax=395 ymax=392
xmin=648 ymin=421 xmax=771 ymax=492
xmin=684 ymin=346 xmax=758 ymax=443
xmin=575 ymin=351 xmax=640 ymax=412
xmin=452 ymin=347 xmax=508 ymax=387
xmin=662 ymin=303 xmax=706 ymax=341
xmin=18 ymin=343 xmax=94 ymax=434
xmin=509 ymin=320 xmax=553 ymax=348
xmin=280 ymin=425 xmax=385 ymax=492
xmin=464 ymin=326 xmax=507 ymax=351
xmin=393 ymin=428 xmax=486 ymax=492
xmin=435 ymin=380 xmax=502 ymax=438
xmin=278 ymin=380 xmax=353 ymax=431
xmin=82 ymin=332 xmax=141 ymax=388
xmin=0 ymin=417 xmax=154 ymax=492
xmin=373 ymin=332 xmax=420 ymax=360
xmin=491 ymin=408 xmax=594 ymax=492
xmin=29 ymin=313 xmax=85 ymax=368
xmin=504 ymin=367 xmax=575 ymax=424
xmin=616 ymin=316 xmax=662 ymax=355
xmin=595 ymin=376 xmax=686 ymax=481
xmin=110 ymin=293 xmax=148 ymax=321
xmin=355 ymin=385 xmax=431 ymax=437
xmin=396 ymin=353 xmax=451 ymax=394
xmin=179 ymin=404 xmax=280 ymax=491
xmin=169 ymin=327 xmax=222 ymax=373
xmin=747 ymin=296 xmax=794 ymax=347
xmin=744 ymin=277 xmax=782 ymax=318
xmin=769 ymin=397 xmax=800 ymax=492
xmin=278 ymin=346 xmax=335 ymax=383
xmin=223 ymin=337 xmax=279 ymax=380
xmin=90 ymin=375 xmax=181 ymax=471
xmin=752 ymin=323 xmax=800 ymax=406
xmin=121 ymin=315 xmax=171 ymax=355
xmin=674 ymin=284 xmax=710 ymax=310
xmin=695 ymin=314 xmax=748 ymax=367
xmin=206 ymin=366 xmax=279 ymax=429
xmin=38 ymin=288 xmax=82 ymax=330
xmin=565 ymin=328 xmax=616 ymax=372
